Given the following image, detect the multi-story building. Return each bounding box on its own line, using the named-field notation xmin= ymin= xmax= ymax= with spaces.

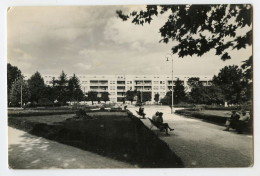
xmin=24 ymin=74 xmax=213 ymax=103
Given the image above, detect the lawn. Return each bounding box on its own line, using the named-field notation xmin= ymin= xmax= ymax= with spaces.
xmin=175 ymin=109 xmax=231 ymax=124
xmin=193 ymin=110 xmax=231 ymax=117
xmin=8 ymin=108 xmax=75 ymax=117
xmin=8 ymin=110 xmax=183 ymax=168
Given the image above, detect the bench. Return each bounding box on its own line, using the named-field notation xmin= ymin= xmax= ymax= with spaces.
xmin=148 ymin=118 xmax=166 ymax=131
xmin=136 ymin=110 xmax=146 ymax=119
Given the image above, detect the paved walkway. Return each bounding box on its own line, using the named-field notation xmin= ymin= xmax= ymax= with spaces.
xmin=8 ymin=127 xmax=136 ymax=169
xmin=129 ymin=106 xmax=253 ymax=168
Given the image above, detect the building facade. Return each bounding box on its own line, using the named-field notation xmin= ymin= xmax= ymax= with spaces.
xmin=24 ymin=74 xmax=213 ymax=103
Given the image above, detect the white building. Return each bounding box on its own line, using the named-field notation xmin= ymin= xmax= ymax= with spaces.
xmin=24 ymin=74 xmax=213 ymax=103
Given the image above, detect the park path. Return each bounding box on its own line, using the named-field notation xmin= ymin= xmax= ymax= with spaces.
xmin=129 ymin=106 xmax=253 ymax=168
xmin=8 ymin=127 xmax=136 ymax=169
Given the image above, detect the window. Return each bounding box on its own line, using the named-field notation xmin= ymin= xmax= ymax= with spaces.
xmin=160 ymin=81 xmax=165 ymax=84
xmin=160 ymin=86 xmax=165 ymax=90
xmin=110 ymin=92 xmax=115 ymax=95
xmin=154 ymin=81 xmax=159 ymax=84
xmin=153 ymin=86 xmax=159 ymax=90
xmin=110 ymin=86 xmax=115 ymax=90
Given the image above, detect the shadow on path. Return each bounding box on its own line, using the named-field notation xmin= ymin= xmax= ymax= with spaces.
xmin=8 ymin=127 xmax=135 ymax=169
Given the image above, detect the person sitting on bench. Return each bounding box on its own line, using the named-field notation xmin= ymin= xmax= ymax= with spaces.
xmin=152 ymin=112 xmax=174 ymax=135
xmin=138 ymin=106 xmax=146 ymax=118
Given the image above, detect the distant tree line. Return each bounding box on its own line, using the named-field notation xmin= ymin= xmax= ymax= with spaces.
xmin=159 ymin=64 xmax=252 ymax=106
xmin=7 ymin=63 xmax=111 ymax=107
xmin=8 ymin=61 xmax=252 ymax=107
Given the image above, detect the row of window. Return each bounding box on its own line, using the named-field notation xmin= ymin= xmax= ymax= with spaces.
xmin=153 ymin=86 xmax=166 ymax=90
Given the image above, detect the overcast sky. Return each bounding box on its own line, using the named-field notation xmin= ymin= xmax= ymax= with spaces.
xmin=7 ymin=5 xmax=252 ymax=77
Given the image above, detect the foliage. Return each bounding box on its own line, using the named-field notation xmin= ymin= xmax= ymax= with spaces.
xmin=187 ymin=77 xmax=201 ymax=90
xmin=161 ymin=79 xmax=187 ymax=105
xmin=117 ymin=4 xmax=252 ymax=61
xmin=87 ymin=91 xmax=98 ymax=105
xmin=55 ymin=71 xmax=69 ymax=105
xmin=241 ymin=56 xmax=253 ymax=82
xmin=9 ymin=79 xmax=30 ymax=106
xmin=173 ymin=79 xmax=187 ymax=104
xmin=188 ymin=85 xmax=224 ymax=105
xmin=7 ymin=63 xmax=22 ymax=103
xmin=101 ymin=92 xmax=110 ymax=103
xmin=38 ymin=98 xmax=54 ymax=107
xmin=68 ymin=74 xmax=84 ymax=102
xmin=137 ymin=91 xmax=152 ymax=103
xmin=154 ymin=93 xmax=160 ymax=103
xmin=27 ymin=71 xmax=46 ymax=103
xmin=126 ymin=90 xmax=136 ymax=104
xmin=212 ymin=65 xmax=248 ymax=104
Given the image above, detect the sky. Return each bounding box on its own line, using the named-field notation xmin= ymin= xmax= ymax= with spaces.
xmin=7 ymin=5 xmax=252 ymax=77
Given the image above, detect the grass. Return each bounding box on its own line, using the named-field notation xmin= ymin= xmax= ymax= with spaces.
xmin=8 ymin=110 xmax=183 ymax=168
xmin=8 ymin=109 xmax=75 ymax=117
xmin=192 ymin=110 xmax=231 ymax=117
xmin=175 ymin=109 xmax=231 ymax=124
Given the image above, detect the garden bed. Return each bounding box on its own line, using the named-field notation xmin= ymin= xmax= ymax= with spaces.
xmin=8 ymin=110 xmax=183 ymax=168
xmin=175 ymin=109 xmax=230 ymax=124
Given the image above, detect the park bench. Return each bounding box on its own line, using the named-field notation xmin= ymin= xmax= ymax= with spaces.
xmin=148 ymin=118 xmax=167 ymax=132
xmin=136 ymin=110 xmax=146 ymax=119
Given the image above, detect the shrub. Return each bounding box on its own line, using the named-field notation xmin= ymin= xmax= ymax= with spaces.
xmin=38 ymin=98 xmax=54 ymax=107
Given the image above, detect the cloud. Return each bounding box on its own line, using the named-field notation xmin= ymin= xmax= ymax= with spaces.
xmin=75 ymin=63 xmax=92 ymax=70
xmin=7 ymin=5 xmax=252 ymax=77
xmin=78 ymin=49 xmax=96 ymax=57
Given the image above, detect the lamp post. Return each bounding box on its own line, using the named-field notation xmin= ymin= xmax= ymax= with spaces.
xmin=166 ymin=54 xmax=174 ymax=114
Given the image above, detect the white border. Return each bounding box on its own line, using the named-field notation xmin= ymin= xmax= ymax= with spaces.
xmin=0 ymin=1 xmax=259 ymax=176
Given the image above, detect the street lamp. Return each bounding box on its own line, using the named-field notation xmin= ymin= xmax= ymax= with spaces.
xmin=166 ymin=53 xmax=174 ymax=114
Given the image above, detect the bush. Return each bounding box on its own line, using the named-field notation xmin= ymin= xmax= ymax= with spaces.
xmin=175 ymin=109 xmax=227 ymax=124
xmin=38 ymin=98 xmax=54 ymax=107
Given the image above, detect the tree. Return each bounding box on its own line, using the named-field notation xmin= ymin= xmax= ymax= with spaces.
xmin=187 ymin=77 xmax=201 ymax=90
xmin=173 ymin=79 xmax=187 ymax=104
xmin=27 ymin=71 xmax=45 ymax=103
xmin=117 ymin=4 xmax=252 ymax=61
xmin=87 ymin=91 xmax=98 ymax=105
xmin=56 ymin=71 xmax=69 ymax=105
xmin=43 ymin=85 xmax=57 ymax=103
xmin=212 ymin=65 xmax=246 ymax=104
xmin=241 ymin=56 xmax=253 ymax=102
xmin=9 ymin=79 xmax=30 ymax=106
xmin=68 ymin=74 xmax=84 ymax=102
xmin=137 ymin=91 xmax=152 ymax=103
xmin=7 ymin=63 xmax=22 ymax=103
xmin=126 ymin=90 xmax=136 ymax=104
xmin=101 ymin=92 xmax=110 ymax=103
xmin=188 ymin=85 xmax=224 ymax=104
xmin=154 ymin=93 xmax=160 ymax=104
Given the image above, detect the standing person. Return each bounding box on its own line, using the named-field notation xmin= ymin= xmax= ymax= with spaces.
xmin=224 ymin=110 xmax=240 ymax=131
